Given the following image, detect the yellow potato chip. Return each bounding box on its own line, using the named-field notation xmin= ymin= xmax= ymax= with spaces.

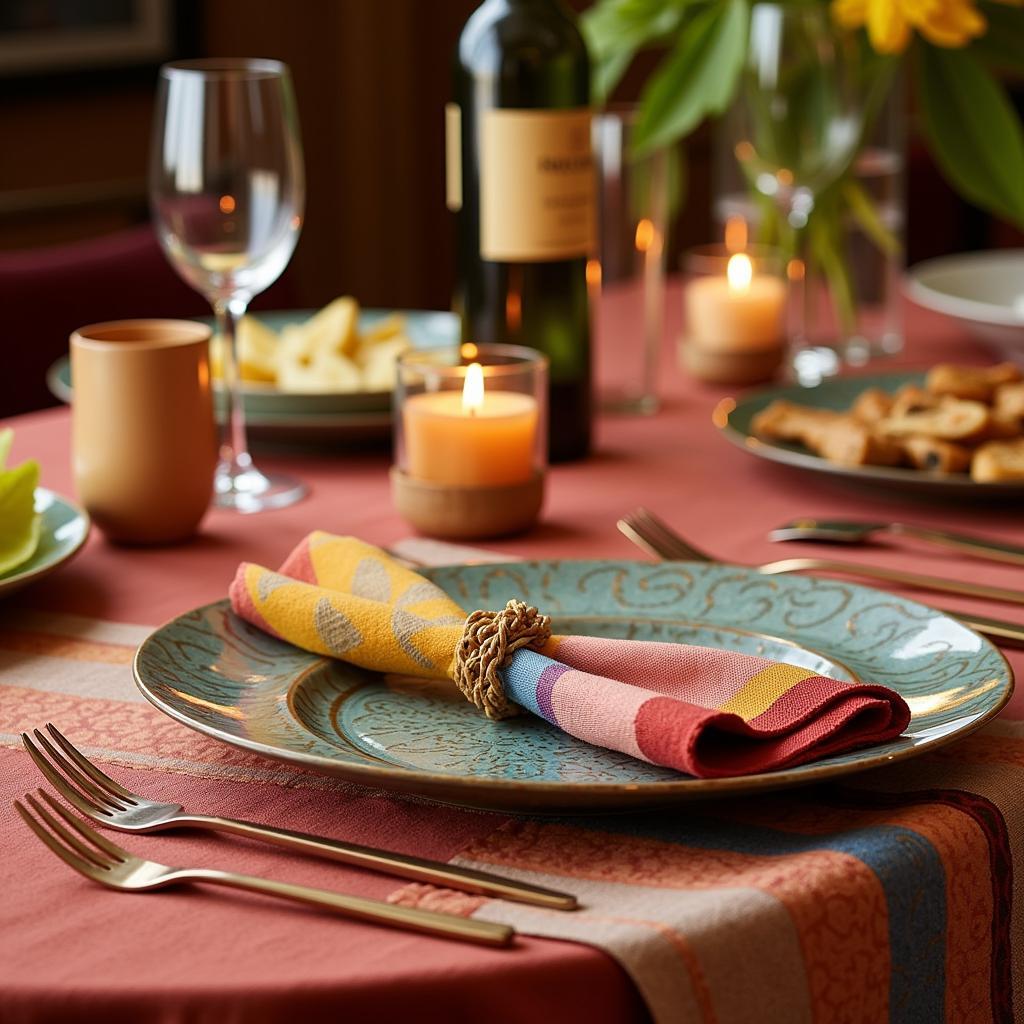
xmin=278 ymin=347 xmax=363 ymax=393
xmin=210 ymin=316 xmax=280 ymax=384
xmin=360 ymin=314 xmax=406 ymax=345
xmin=302 ymin=296 xmax=360 ymax=358
xmin=358 ymin=336 xmax=412 ymax=392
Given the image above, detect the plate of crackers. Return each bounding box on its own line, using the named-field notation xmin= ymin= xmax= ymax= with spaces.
xmin=717 ymin=363 xmax=1024 ymax=497
xmin=48 ymin=299 xmax=459 ymax=444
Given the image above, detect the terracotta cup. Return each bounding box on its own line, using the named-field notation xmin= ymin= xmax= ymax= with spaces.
xmin=71 ymin=319 xmax=217 ymax=544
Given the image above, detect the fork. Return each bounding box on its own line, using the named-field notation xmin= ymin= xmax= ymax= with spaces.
xmin=618 ymin=507 xmax=1024 ymax=646
xmin=22 ymin=724 xmax=576 ymax=911
xmin=15 ymin=789 xmax=514 ymax=947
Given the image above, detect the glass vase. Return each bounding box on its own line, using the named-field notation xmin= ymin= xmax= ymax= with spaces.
xmin=714 ymin=8 xmax=905 ymax=385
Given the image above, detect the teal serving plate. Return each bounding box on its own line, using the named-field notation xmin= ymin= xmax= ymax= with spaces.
xmin=0 ymin=489 xmax=90 ymax=599
xmin=47 ymin=308 xmax=459 ymax=444
xmin=134 ymin=561 xmax=1012 ymax=811
xmin=719 ymin=371 xmax=1024 ymax=498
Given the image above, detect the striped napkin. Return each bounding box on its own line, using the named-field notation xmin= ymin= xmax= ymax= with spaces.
xmin=229 ymin=533 xmax=910 ymax=778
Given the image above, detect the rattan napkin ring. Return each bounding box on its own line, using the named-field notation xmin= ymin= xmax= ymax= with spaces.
xmin=453 ymin=600 xmax=552 ymax=720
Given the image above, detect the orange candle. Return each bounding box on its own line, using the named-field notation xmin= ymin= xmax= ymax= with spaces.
xmin=403 ymin=362 xmax=538 ymax=486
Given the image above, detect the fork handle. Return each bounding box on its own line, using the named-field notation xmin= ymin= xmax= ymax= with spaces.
xmin=176 ymin=813 xmax=576 ymax=911
xmin=760 ymin=557 xmax=1024 ymax=607
xmin=888 ymin=524 xmax=1024 ymax=567
xmin=181 ymin=867 xmax=513 ymax=946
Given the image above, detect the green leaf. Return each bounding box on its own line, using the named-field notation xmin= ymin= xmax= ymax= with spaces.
xmin=0 ymin=428 xmax=12 ymax=471
xmin=592 ymin=48 xmax=635 ymax=104
xmin=0 ymin=458 xmax=40 ymax=576
xmin=841 ymin=180 xmax=900 ymax=256
xmin=916 ymin=44 xmax=1024 ymax=229
xmin=971 ymin=4 xmax=1024 ymax=74
xmin=581 ymin=0 xmax=695 ymax=102
xmin=632 ymin=0 xmax=749 ymax=154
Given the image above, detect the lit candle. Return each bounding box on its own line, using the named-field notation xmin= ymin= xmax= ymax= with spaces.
xmin=685 ymin=252 xmax=786 ymax=352
xmin=403 ymin=362 xmax=538 ymax=487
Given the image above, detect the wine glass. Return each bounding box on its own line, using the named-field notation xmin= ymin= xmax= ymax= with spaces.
xmin=150 ymin=58 xmax=306 ymax=511
xmin=727 ymin=4 xmax=865 ymax=383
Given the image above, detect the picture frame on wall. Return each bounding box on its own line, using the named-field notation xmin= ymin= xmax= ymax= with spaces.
xmin=0 ymin=0 xmax=176 ymax=79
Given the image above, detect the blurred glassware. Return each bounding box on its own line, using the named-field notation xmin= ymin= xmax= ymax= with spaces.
xmin=150 ymin=58 xmax=306 ymax=512
xmin=591 ymin=108 xmax=668 ymax=414
xmin=716 ymin=4 xmax=904 ymax=385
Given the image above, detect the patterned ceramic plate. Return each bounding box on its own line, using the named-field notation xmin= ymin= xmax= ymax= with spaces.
xmin=134 ymin=561 xmax=1013 ymax=810
xmin=47 ymin=308 xmax=459 ymax=445
xmin=718 ymin=371 xmax=1024 ymax=499
xmin=0 ymin=489 xmax=90 ymax=599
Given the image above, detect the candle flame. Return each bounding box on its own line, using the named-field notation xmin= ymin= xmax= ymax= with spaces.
xmin=462 ymin=361 xmax=484 ymax=414
xmin=460 ymin=342 xmax=478 ymax=360
xmin=586 ymin=258 xmax=602 ymax=289
xmin=634 ymin=218 xmax=655 ymax=253
xmin=219 ymin=195 xmax=236 ymax=214
xmin=727 ymin=252 xmax=753 ymax=293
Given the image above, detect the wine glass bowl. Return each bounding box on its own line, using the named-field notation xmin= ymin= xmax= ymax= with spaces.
xmin=735 ymin=4 xmax=863 ymax=227
xmin=722 ymin=3 xmax=868 ymax=383
xmin=150 ymin=58 xmax=307 ymax=512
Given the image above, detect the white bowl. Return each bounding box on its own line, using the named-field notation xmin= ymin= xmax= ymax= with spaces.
xmin=905 ymin=250 xmax=1024 ymax=356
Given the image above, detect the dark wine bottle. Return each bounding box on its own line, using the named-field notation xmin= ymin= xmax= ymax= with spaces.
xmin=449 ymin=0 xmax=593 ymax=462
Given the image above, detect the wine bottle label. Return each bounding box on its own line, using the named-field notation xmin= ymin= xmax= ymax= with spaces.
xmin=445 ymin=103 xmax=462 ymax=212
xmin=480 ymin=108 xmax=594 ymax=262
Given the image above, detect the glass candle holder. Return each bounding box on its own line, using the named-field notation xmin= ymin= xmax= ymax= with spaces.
xmin=591 ymin=107 xmax=669 ymax=415
xmin=391 ymin=343 xmax=547 ymax=539
xmin=680 ymin=243 xmax=788 ymax=385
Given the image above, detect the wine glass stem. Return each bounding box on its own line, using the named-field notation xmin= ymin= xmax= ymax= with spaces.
xmin=213 ymin=297 xmax=253 ymax=476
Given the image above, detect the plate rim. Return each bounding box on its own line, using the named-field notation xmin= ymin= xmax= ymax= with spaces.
xmin=132 ymin=562 xmax=1015 ymax=804
xmin=718 ymin=371 xmax=1024 ymax=495
xmin=0 ymin=487 xmax=91 ymax=593
xmin=906 ymin=250 xmax=1024 ymax=328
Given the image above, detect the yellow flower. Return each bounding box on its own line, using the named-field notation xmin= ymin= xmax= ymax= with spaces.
xmin=832 ymin=0 xmax=993 ymax=53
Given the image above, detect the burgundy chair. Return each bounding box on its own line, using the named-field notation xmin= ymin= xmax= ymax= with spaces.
xmin=0 ymin=224 xmax=296 ymax=418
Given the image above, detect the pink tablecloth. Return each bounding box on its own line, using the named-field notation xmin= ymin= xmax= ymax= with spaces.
xmin=2 ymin=302 xmax=1024 ymax=1023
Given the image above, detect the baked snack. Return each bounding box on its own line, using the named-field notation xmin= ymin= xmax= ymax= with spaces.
xmin=925 ymin=362 xmax=1020 ymax=402
xmin=752 ymin=402 xmax=902 ymax=467
xmin=751 ymin=363 xmax=1024 ymax=480
xmin=971 ymin=438 xmax=1024 ymax=482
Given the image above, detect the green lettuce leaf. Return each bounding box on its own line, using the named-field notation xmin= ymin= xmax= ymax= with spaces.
xmin=0 ymin=452 xmax=41 ymax=576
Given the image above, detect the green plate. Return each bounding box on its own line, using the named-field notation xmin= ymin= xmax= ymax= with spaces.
xmin=719 ymin=371 xmax=1024 ymax=498
xmin=47 ymin=308 xmax=459 ymax=444
xmin=0 ymin=489 xmax=90 ymax=599
xmin=134 ymin=560 xmax=1013 ymax=811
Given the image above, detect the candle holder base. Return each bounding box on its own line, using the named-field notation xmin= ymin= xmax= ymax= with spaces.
xmin=680 ymin=338 xmax=784 ymax=385
xmin=390 ymin=468 xmax=544 ymax=540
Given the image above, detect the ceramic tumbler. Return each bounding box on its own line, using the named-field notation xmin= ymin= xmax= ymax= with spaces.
xmin=71 ymin=320 xmax=217 ymax=544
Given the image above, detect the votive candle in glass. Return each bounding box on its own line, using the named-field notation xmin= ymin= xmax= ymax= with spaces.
xmin=392 ymin=344 xmax=547 ymax=538
xmin=681 ymin=244 xmax=788 ymax=385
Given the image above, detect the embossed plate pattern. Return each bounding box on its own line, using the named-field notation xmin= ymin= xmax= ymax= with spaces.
xmin=134 ymin=561 xmax=1013 ymax=810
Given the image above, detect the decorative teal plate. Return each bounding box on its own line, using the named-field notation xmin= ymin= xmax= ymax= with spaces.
xmin=0 ymin=489 xmax=90 ymax=599
xmin=719 ymin=371 xmax=1024 ymax=498
xmin=134 ymin=561 xmax=1013 ymax=811
xmin=47 ymin=308 xmax=459 ymax=444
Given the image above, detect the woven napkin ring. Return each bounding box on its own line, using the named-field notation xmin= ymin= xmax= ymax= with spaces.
xmin=453 ymin=600 xmax=552 ymax=721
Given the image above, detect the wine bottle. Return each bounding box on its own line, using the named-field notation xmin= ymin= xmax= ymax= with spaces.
xmin=449 ymin=0 xmax=593 ymax=462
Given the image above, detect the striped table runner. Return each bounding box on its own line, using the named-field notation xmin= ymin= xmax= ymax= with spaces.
xmin=1 ymin=604 xmax=1020 ymax=1023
